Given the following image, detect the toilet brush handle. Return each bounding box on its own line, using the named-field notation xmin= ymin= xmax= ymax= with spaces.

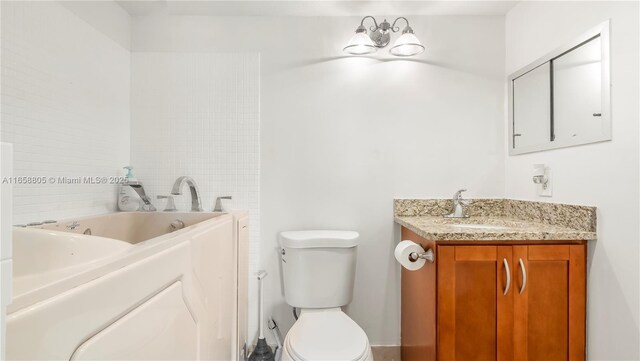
xmin=259 ymin=278 xmax=264 ymax=339
xmin=257 ymin=271 xmax=268 ymax=339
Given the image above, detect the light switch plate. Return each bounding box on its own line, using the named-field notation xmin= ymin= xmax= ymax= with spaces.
xmin=538 ymin=168 xmax=553 ymax=197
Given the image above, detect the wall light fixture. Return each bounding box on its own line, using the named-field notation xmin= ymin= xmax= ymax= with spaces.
xmin=343 ymin=16 xmax=425 ymax=57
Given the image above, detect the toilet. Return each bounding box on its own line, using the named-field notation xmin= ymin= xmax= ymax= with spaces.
xmin=279 ymin=230 xmax=373 ymax=361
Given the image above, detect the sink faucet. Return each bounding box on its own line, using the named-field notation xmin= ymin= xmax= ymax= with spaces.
xmin=171 ymin=176 xmax=203 ymax=212
xmin=444 ymin=189 xmax=470 ymax=218
xmin=126 ymin=181 xmax=157 ymax=211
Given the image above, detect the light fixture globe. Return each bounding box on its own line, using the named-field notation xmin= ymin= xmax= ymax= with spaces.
xmin=343 ymin=27 xmax=377 ymax=55
xmin=389 ymin=30 xmax=425 ymax=57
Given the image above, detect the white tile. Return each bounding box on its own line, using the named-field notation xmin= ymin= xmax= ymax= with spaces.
xmin=0 ymin=2 xmax=130 ymax=225
xmin=130 ymin=51 xmax=261 ymax=311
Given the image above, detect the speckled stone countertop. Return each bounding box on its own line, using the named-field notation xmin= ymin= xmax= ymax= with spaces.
xmin=394 ymin=199 xmax=597 ymax=241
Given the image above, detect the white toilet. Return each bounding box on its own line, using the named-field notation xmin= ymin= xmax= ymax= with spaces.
xmin=279 ymin=230 xmax=373 ymax=361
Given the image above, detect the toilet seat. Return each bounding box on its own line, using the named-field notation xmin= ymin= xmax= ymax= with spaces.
xmin=284 ymin=309 xmax=370 ymax=361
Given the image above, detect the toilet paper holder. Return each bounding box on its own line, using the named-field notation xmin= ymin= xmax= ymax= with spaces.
xmin=408 ymin=248 xmax=435 ymax=263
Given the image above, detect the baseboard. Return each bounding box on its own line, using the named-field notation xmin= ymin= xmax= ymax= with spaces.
xmin=371 ymin=346 xmax=401 ymax=361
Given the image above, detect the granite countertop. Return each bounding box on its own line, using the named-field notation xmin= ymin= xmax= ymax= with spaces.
xmin=394 ymin=199 xmax=597 ymax=242
xmin=395 ymin=215 xmax=597 ymax=241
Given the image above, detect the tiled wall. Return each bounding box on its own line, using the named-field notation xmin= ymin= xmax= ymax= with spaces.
xmin=130 ymin=51 xmax=261 ymax=303
xmin=0 ymin=1 xmax=131 ymax=225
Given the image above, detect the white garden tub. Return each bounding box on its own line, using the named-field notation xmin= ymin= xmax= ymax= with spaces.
xmin=6 ymin=211 xmax=249 ymax=361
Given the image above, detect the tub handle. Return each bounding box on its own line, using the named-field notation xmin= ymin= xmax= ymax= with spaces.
xmin=157 ymin=195 xmax=177 ymax=212
xmin=214 ymin=196 xmax=233 ymax=212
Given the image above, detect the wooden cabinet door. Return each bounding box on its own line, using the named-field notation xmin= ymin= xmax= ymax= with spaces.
xmin=438 ymin=246 xmax=514 ymax=361
xmin=513 ymin=245 xmax=586 ymax=361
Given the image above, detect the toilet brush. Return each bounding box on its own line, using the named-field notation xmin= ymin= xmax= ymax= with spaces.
xmin=249 ymin=271 xmax=275 ymax=361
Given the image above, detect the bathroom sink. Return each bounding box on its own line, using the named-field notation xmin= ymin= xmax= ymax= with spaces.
xmin=449 ymin=224 xmax=507 ymax=230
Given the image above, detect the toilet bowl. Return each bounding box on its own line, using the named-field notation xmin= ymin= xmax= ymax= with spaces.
xmin=279 ymin=231 xmax=373 ymax=361
xmin=281 ymin=309 xmax=373 ymax=361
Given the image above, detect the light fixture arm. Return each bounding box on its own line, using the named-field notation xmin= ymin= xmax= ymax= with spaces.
xmin=359 ymin=16 xmax=379 ymax=32
xmin=357 ymin=15 xmax=413 ymax=33
xmin=391 ymin=17 xmax=412 ymax=33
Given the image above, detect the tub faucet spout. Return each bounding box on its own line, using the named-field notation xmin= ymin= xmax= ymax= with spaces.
xmin=126 ymin=181 xmax=156 ymax=212
xmin=171 ymin=176 xmax=203 ymax=212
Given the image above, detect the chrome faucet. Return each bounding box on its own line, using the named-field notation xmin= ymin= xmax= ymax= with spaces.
xmin=171 ymin=176 xmax=203 ymax=212
xmin=126 ymin=181 xmax=157 ymax=211
xmin=444 ymin=189 xmax=470 ymax=218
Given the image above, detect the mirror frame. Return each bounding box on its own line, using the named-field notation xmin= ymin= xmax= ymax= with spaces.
xmin=508 ymin=20 xmax=611 ymax=155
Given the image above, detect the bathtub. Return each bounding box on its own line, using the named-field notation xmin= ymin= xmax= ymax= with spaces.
xmin=6 ymin=211 xmax=249 ymax=361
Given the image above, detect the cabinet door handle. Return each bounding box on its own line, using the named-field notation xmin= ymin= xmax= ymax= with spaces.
xmin=519 ymin=258 xmax=527 ymax=294
xmin=503 ymin=258 xmax=511 ymax=295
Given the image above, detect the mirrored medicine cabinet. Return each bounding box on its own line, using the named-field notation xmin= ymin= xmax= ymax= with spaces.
xmin=508 ymin=20 xmax=611 ymax=155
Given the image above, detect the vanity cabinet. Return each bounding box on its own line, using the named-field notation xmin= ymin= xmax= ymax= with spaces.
xmin=401 ymin=227 xmax=587 ymax=361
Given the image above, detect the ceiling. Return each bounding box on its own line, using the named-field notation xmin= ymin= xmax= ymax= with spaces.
xmin=116 ymin=0 xmax=519 ymax=17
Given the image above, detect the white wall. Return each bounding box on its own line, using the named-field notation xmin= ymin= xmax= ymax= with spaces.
xmin=0 ymin=1 xmax=131 ymax=225
xmin=59 ymin=1 xmax=131 ymax=50
xmin=130 ymin=51 xmax=261 ymax=281
xmin=133 ymin=14 xmax=506 ymax=345
xmin=505 ymin=2 xmax=640 ymax=359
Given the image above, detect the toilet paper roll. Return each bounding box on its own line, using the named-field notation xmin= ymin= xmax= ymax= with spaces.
xmin=394 ymin=240 xmax=426 ymax=271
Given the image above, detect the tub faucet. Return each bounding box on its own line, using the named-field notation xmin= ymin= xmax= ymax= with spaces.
xmin=444 ymin=189 xmax=470 ymax=218
xmin=171 ymin=176 xmax=203 ymax=212
xmin=126 ymin=181 xmax=157 ymax=211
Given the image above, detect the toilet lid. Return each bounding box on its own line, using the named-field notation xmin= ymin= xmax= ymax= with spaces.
xmin=285 ymin=310 xmax=369 ymax=361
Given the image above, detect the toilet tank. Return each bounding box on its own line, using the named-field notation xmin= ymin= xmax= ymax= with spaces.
xmin=279 ymin=231 xmax=359 ymax=309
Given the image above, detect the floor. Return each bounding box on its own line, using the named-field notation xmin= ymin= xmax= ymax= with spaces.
xmin=371 ymin=346 xmax=401 ymax=361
